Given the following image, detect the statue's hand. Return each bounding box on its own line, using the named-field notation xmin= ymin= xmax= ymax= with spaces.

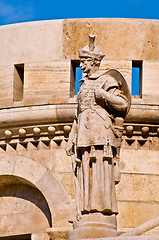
xmin=95 ymin=88 xmax=107 ymax=100
xmin=66 ymin=141 xmax=73 ymax=156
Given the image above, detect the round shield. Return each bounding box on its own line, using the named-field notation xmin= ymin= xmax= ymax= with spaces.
xmin=106 ymin=69 xmax=131 ymax=117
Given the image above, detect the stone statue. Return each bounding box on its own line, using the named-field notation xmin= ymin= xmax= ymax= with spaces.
xmin=66 ymin=35 xmax=131 ymax=239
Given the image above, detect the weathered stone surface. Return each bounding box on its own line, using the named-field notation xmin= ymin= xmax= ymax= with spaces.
xmin=56 ymin=173 xmax=75 ymax=199
xmin=144 ymin=226 xmax=159 ymax=235
xmin=0 ymin=66 xmax=14 ymax=103
xmin=19 ymin=150 xmax=53 ymax=170
xmin=32 ymin=232 xmax=50 ymax=240
xmin=0 ymin=210 xmax=49 ymax=237
xmin=50 ymin=202 xmax=76 ymax=227
xmin=0 ymin=104 xmax=75 ymax=127
xmin=121 ymin=216 xmax=159 ymax=236
xmin=47 ymin=227 xmax=71 ymax=240
xmin=142 ymin=61 xmax=159 ymax=104
xmin=13 ymin=155 xmax=47 ymax=185
xmin=63 ymin=18 xmax=159 ymax=61
xmin=24 ymin=61 xmax=71 ymax=105
xmin=0 ymin=20 xmax=63 ymax=66
xmin=54 ymin=149 xmax=72 ymax=173
xmin=117 ymin=202 xmax=159 ymax=229
xmin=116 ymin=173 xmax=159 ymax=202
xmin=0 ymin=153 xmax=16 ymax=175
xmin=0 ymin=104 xmax=158 ymax=130
xmin=0 ymin=184 xmax=51 ymax=237
xmin=120 ymin=149 xmax=159 ymax=175
xmin=36 ymin=171 xmax=70 ymax=207
xmin=126 ymin=104 xmax=159 ymax=124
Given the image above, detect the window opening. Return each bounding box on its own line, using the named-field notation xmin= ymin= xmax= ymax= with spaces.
xmin=14 ymin=64 xmax=24 ymax=101
xmin=75 ymin=67 xmax=82 ymax=94
xmin=132 ymin=60 xmax=142 ymax=97
xmin=70 ymin=60 xmax=82 ymax=97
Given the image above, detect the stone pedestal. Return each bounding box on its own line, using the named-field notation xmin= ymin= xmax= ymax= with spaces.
xmin=68 ymin=213 xmax=119 ymax=239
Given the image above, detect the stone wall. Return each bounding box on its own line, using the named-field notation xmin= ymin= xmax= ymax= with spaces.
xmin=0 ymin=18 xmax=158 ymax=239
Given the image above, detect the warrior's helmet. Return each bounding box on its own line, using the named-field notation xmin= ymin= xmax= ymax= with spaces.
xmin=79 ymin=35 xmax=105 ymax=61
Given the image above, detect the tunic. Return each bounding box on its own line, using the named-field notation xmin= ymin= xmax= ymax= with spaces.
xmin=73 ymin=71 xmax=127 ymax=215
xmin=77 ymin=73 xmax=119 ymax=148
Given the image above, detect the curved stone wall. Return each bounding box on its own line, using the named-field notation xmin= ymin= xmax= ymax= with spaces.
xmin=0 ymin=18 xmax=159 ymax=239
xmin=0 ymin=175 xmax=52 ymax=236
xmin=0 ymin=18 xmax=159 ymax=108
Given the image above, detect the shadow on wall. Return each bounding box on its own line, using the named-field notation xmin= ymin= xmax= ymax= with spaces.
xmin=0 ymin=175 xmax=52 ymax=236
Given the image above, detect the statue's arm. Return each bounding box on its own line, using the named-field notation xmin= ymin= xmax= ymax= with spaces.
xmin=95 ymin=87 xmax=127 ymax=112
xmin=66 ymin=119 xmax=77 ymax=156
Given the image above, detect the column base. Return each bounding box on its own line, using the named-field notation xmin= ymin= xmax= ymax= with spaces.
xmin=68 ymin=213 xmax=119 ymax=240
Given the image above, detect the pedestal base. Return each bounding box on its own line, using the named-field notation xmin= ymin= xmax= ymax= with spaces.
xmin=68 ymin=213 xmax=119 ymax=240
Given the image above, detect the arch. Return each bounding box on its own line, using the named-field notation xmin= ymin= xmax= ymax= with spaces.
xmin=0 ymin=153 xmax=70 ymax=223
xmin=0 ymin=175 xmax=52 ymax=227
xmin=0 ymin=175 xmax=51 ymax=236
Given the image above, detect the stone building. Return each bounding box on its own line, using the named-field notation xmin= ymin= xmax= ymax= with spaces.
xmin=0 ymin=18 xmax=158 ymax=240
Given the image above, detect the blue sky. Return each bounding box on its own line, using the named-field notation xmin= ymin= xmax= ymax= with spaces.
xmin=0 ymin=0 xmax=158 ymax=26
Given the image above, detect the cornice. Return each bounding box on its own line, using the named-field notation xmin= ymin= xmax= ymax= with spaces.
xmin=126 ymin=104 xmax=159 ymax=124
xmin=0 ymin=103 xmax=158 ymax=152
xmin=0 ymin=104 xmax=76 ymax=128
xmin=0 ymin=104 xmax=158 ymax=128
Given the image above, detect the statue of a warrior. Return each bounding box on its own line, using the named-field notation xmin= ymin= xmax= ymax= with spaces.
xmin=66 ymin=35 xmax=131 ymax=239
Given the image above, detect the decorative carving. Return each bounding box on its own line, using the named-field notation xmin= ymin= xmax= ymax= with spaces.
xmin=0 ymin=123 xmax=158 ymax=154
xmin=125 ymin=139 xmax=136 ymax=148
xmin=18 ymin=128 xmax=27 ymax=137
xmin=126 ymin=125 xmax=134 ymax=134
xmin=48 ymin=126 xmax=56 ymax=135
xmin=63 ymin=125 xmax=71 ymax=135
xmin=141 ymin=126 xmax=149 ymax=134
xmin=0 ymin=123 xmax=72 ymax=152
xmin=66 ymin=35 xmax=131 ymax=239
xmin=4 ymin=130 xmax=12 ymax=138
xmin=123 ymin=124 xmax=159 ymax=137
xmin=0 ymin=139 xmax=67 ymax=152
xmin=33 ymin=127 xmax=41 ymax=135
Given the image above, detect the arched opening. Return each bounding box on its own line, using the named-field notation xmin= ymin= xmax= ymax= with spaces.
xmin=0 ymin=175 xmax=52 ymax=238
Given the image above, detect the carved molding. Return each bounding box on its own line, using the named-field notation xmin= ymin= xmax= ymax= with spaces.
xmin=0 ymin=104 xmax=158 ymax=129
xmin=0 ymin=123 xmax=71 ymax=140
xmin=0 ymin=104 xmax=158 ymax=152
xmin=123 ymin=123 xmax=159 ymax=137
xmin=0 ymin=121 xmax=158 ymax=152
xmin=0 ymin=122 xmax=71 ymax=153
